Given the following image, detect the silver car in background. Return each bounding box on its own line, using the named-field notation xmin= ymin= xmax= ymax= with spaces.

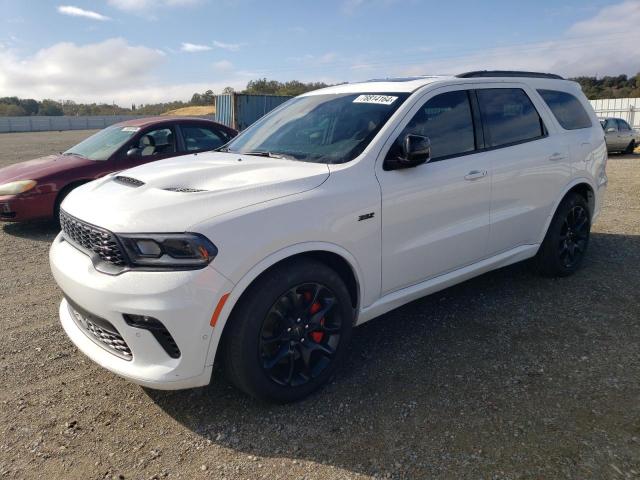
xmin=600 ymin=117 xmax=639 ymax=154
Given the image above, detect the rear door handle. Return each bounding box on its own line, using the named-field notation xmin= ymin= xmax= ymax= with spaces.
xmin=464 ymin=170 xmax=487 ymax=181
xmin=549 ymin=152 xmax=567 ymax=161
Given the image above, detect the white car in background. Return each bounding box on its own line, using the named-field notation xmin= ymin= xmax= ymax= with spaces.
xmin=50 ymin=70 xmax=607 ymax=403
xmin=599 ymin=117 xmax=639 ymax=154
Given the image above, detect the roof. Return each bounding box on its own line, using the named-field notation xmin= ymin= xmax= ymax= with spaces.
xmin=113 ymin=116 xmax=218 ymax=128
xmin=457 ymin=70 xmax=564 ymax=80
xmin=302 ymin=71 xmax=570 ymax=96
xmin=302 ymin=76 xmax=452 ymax=95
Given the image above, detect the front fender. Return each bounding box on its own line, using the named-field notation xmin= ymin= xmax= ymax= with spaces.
xmin=203 ymin=241 xmax=363 ymax=367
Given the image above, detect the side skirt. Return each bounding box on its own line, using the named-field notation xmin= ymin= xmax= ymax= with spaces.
xmin=356 ymin=244 xmax=539 ymax=325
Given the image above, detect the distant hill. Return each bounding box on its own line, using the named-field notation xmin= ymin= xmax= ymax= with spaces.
xmin=161 ymin=105 xmax=215 ymax=116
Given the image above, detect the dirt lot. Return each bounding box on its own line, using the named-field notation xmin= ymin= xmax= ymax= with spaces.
xmin=0 ymin=130 xmax=639 ymax=480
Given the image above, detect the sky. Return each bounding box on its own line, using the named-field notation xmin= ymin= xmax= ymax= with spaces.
xmin=0 ymin=0 xmax=639 ymax=106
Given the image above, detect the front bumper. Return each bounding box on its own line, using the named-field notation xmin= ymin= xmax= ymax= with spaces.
xmin=50 ymin=232 xmax=234 ymax=390
xmin=0 ymin=192 xmax=56 ymax=222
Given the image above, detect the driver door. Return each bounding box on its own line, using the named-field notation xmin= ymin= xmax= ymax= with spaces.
xmin=376 ymin=88 xmax=492 ymax=294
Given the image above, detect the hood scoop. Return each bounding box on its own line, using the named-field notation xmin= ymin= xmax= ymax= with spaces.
xmin=114 ymin=175 xmax=145 ymax=187
xmin=163 ymin=187 xmax=207 ymax=193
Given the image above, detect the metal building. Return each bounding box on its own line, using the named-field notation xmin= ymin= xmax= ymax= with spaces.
xmin=214 ymin=93 xmax=293 ymax=131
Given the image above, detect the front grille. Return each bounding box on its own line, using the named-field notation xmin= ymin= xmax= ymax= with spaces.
xmin=67 ymin=300 xmax=132 ymax=360
xmin=60 ymin=210 xmax=127 ymax=267
xmin=114 ymin=175 xmax=145 ymax=187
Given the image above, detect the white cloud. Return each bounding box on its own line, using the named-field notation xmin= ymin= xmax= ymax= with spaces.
xmin=213 ymin=40 xmax=242 ymax=52
xmin=212 ymin=60 xmax=234 ymax=72
xmin=0 ymin=38 xmax=245 ymax=105
xmin=108 ymin=0 xmax=199 ymax=12
xmin=57 ymin=5 xmax=111 ymax=21
xmin=398 ymin=0 xmax=640 ymax=78
xmin=568 ymin=0 xmax=640 ymax=36
xmin=181 ymin=42 xmax=212 ymax=52
xmin=288 ymin=52 xmax=339 ymax=65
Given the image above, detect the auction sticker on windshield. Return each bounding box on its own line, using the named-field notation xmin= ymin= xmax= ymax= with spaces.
xmin=121 ymin=127 xmax=140 ymax=132
xmin=353 ymin=94 xmax=398 ymax=105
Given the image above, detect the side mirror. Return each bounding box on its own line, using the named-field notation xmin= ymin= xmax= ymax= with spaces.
xmin=126 ymin=147 xmax=141 ymax=157
xmin=384 ymin=134 xmax=431 ymax=170
xmin=606 ymin=127 xmax=616 ymax=133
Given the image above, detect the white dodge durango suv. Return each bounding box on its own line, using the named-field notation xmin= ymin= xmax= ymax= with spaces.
xmin=50 ymin=71 xmax=608 ymax=402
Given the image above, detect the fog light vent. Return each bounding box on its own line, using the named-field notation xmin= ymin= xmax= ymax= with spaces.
xmin=123 ymin=314 xmax=181 ymax=358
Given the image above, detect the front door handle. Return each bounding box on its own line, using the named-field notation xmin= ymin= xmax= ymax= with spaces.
xmin=464 ymin=170 xmax=488 ymax=181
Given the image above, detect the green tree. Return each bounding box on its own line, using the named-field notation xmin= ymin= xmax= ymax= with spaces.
xmin=39 ymin=99 xmax=64 ymax=116
xmin=0 ymin=103 xmax=27 ymax=116
xmin=242 ymin=78 xmax=330 ymax=96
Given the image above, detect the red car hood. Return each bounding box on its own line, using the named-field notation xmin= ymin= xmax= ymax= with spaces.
xmin=0 ymin=154 xmax=94 ymax=183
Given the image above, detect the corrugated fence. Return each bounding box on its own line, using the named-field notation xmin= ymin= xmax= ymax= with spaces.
xmin=589 ymin=98 xmax=639 ymax=128
xmin=214 ymin=93 xmax=292 ymax=131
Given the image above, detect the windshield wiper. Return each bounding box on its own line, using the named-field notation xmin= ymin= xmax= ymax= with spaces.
xmin=63 ymin=151 xmax=86 ymax=158
xmin=243 ymin=151 xmax=293 ymax=160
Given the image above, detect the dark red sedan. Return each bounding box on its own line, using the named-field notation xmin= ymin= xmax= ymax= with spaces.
xmin=0 ymin=117 xmax=236 ymax=222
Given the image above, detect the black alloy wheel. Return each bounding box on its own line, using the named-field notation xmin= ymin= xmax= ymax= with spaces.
xmin=534 ymin=192 xmax=591 ymax=277
xmin=222 ymin=258 xmax=353 ymax=403
xmin=558 ymin=205 xmax=590 ymax=269
xmin=259 ymin=283 xmax=341 ymax=387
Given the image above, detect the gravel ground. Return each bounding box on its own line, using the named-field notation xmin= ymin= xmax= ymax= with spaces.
xmin=0 ymin=130 xmax=639 ymax=480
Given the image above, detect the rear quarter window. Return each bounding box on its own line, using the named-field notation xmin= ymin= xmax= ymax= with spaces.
xmin=476 ymin=88 xmax=546 ymax=148
xmin=537 ymin=89 xmax=592 ymax=130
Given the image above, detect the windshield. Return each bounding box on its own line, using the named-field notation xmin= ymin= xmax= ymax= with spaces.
xmin=64 ymin=125 xmax=139 ymax=161
xmin=223 ymin=92 xmax=410 ymax=164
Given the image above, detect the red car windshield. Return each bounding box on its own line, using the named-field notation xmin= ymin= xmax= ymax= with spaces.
xmin=64 ymin=125 xmax=139 ymax=161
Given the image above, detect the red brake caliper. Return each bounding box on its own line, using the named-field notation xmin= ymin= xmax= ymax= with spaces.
xmin=305 ymin=292 xmax=325 ymax=343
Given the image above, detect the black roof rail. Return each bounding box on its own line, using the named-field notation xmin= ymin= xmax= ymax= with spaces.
xmin=456 ymin=70 xmax=564 ymax=80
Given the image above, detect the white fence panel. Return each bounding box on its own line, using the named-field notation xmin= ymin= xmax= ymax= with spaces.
xmin=0 ymin=115 xmax=145 ymax=133
xmin=589 ymin=98 xmax=639 ymax=128
xmin=0 ymin=115 xmax=216 ymax=133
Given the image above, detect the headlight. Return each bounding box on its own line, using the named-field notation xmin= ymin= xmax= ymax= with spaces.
xmin=118 ymin=233 xmax=218 ymax=269
xmin=0 ymin=180 xmax=37 ymax=195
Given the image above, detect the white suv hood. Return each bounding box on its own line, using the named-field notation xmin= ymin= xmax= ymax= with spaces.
xmin=62 ymin=151 xmax=330 ymax=232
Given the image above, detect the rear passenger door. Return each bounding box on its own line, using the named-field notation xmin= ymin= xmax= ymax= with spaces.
xmin=617 ymin=119 xmax=634 ymax=149
xmin=179 ymin=123 xmax=231 ymax=153
xmin=478 ymin=86 xmax=571 ymax=255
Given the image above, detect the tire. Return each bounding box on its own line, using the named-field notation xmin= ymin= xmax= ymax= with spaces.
xmin=53 ymin=183 xmax=82 ymax=226
xmin=624 ymin=140 xmax=636 ymax=155
xmin=221 ymin=258 xmax=354 ymax=403
xmin=534 ymin=192 xmax=591 ymax=277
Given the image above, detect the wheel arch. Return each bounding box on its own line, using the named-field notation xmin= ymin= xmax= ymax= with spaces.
xmin=205 ymin=243 xmax=363 ymax=367
xmin=537 ymin=178 xmax=595 ymax=244
xmin=53 ymin=180 xmax=91 ymax=216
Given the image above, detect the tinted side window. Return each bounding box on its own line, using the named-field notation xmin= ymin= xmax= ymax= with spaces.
xmin=537 ymin=89 xmax=592 ymax=130
xmin=388 ymin=90 xmax=475 ymax=161
xmin=477 ymin=88 xmax=545 ymax=148
xmin=617 ymin=119 xmax=631 ymax=131
xmin=605 ymin=119 xmax=618 ymax=131
xmin=181 ymin=125 xmax=227 ymax=152
xmin=138 ymin=127 xmax=176 ymax=157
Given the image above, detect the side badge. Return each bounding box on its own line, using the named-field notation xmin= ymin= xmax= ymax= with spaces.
xmin=358 ymin=212 xmax=375 ymax=221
